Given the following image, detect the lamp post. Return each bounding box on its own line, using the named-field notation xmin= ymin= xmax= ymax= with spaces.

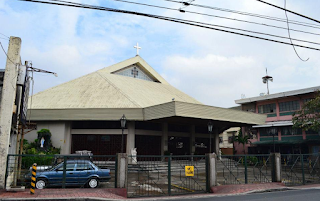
xmin=120 ymin=114 xmax=127 ymax=153
xmin=208 ymin=121 xmax=213 ymax=153
xmin=271 ymin=127 xmax=277 ymax=153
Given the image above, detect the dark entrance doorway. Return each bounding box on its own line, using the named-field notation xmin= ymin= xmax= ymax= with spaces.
xmin=135 ymin=135 xmax=161 ymax=155
xmin=194 ymin=137 xmax=214 ymax=155
xmin=71 ymin=134 xmax=126 ymax=155
xmin=168 ymin=136 xmax=190 ymax=155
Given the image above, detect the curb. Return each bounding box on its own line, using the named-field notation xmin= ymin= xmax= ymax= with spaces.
xmin=2 ymin=187 xmax=320 ymax=201
xmin=0 ymin=197 xmax=121 ymax=201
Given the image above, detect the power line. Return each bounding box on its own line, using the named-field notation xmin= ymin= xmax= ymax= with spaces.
xmin=0 ymin=41 xmax=15 ymax=64
xmin=108 ymin=0 xmax=320 ymax=36
xmin=161 ymin=0 xmax=320 ymax=29
xmin=0 ymin=33 xmax=9 ymax=39
xmin=0 ymin=37 xmax=9 ymax=40
xmin=31 ymin=0 xmax=320 ymax=46
xmin=18 ymin=0 xmax=320 ymax=51
xmin=54 ymin=0 xmax=320 ymax=37
xmin=284 ymin=0 xmax=308 ymax=61
xmin=256 ymin=0 xmax=320 ymax=24
xmin=46 ymin=1 xmax=320 ymax=45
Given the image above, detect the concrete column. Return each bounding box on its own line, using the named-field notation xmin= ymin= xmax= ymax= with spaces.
xmin=0 ymin=37 xmax=21 ymax=189
xmin=126 ymin=121 xmax=135 ymax=155
xmin=207 ymin=153 xmax=217 ymax=188
xmin=161 ymin=122 xmax=168 ymax=155
xmin=116 ymin=153 xmax=128 ymax=188
xmin=274 ymin=153 xmax=281 ymax=182
xmin=62 ymin=122 xmax=72 ymax=154
xmin=190 ymin=125 xmax=195 ymax=154
xmin=214 ymin=129 xmax=220 ymax=155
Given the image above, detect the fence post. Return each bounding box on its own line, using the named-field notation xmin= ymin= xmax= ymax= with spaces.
xmin=244 ymin=156 xmax=248 ymax=184
xmin=116 ymin=153 xmax=128 ymax=188
xmin=62 ymin=156 xmax=67 ymax=188
xmin=271 ymin=153 xmax=281 ymax=182
xmin=4 ymin=155 xmax=9 ymax=189
xmin=205 ymin=154 xmax=210 ymax=192
xmin=207 ymin=153 xmax=217 ymax=191
xmin=301 ymin=155 xmax=305 ymax=185
xmin=30 ymin=163 xmax=37 ymax=194
xmin=114 ymin=154 xmax=118 ymax=188
xmin=168 ymin=155 xmax=171 ymax=196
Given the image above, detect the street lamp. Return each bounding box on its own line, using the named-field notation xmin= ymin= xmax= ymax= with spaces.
xmin=270 ymin=127 xmax=277 ymax=153
xmin=208 ymin=121 xmax=213 ymax=153
xmin=120 ymin=114 xmax=127 ymax=153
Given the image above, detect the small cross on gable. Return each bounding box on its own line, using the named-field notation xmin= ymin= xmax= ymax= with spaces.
xmin=131 ymin=67 xmax=139 ymax=78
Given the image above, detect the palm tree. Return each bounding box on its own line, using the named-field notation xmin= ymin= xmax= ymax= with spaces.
xmin=234 ymin=129 xmax=251 ymax=154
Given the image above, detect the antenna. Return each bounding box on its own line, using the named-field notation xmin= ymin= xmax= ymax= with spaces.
xmin=262 ymin=68 xmax=273 ymax=95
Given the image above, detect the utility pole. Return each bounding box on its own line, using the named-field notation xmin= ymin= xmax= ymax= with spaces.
xmin=0 ymin=37 xmax=21 ymax=189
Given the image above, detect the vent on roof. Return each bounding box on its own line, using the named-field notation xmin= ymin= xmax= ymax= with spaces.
xmin=113 ymin=64 xmax=157 ymax=82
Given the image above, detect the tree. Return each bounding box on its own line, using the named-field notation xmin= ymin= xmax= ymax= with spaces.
xmin=234 ymin=129 xmax=251 ymax=154
xmin=293 ymin=93 xmax=320 ymax=133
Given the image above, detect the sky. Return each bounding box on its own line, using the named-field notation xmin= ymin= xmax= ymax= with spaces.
xmin=0 ymin=0 xmax=320 ymax=108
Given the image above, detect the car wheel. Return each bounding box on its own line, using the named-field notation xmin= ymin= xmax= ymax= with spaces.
xmin=88 ymin=178 xmax=99 ymax=188
xmin=36 ymin=179 xmax=47 ymax=189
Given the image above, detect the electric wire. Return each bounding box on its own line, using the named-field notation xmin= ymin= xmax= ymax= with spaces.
xmin=18 ymin=0 xmax=320 ymax=51
xmin=0 ymin=33 xmax=9 ymax=39
xmin=284 ymin=0 xmax=308 ymax=61
xmin=0 ymin=37 xmax=9 ymax=40
xmin=37 ymin=0 xmax=320 ymax=46
xmin=161 ymin=0 xmax=320 ymax=29
xmin=0 ymin=41 xmax=15 ymax=64
xmin=105 ymin=0 xmax=320 ymax=36
xmin=256 ymin=0 xmax=320 ymax=24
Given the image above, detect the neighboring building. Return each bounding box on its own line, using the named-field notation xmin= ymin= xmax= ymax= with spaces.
xmin=235 ymin=86 xmax=320 ymax=154
xmin=219 ymin=127 xmax=239 ymax=155
xmin=26 ymin=56 xmax=266 ymax=156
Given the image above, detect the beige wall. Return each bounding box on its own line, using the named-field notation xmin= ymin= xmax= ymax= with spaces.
xmin=25 ymin=122 xmax=71 ymax=154
xmin=219 ymin=127 xmax=239 ymax=149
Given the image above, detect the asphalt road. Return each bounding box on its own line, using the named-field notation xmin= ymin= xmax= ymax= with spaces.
xmin=161 ymin=189 xmax=320 ymax=201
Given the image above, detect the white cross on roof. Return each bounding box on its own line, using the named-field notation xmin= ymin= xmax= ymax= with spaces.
xmin=134 ymin=43 xmax=142 ymax=55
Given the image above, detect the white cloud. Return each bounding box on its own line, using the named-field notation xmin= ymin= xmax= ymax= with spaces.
xmin=161 ymin=54 xmax=265 ymax=107
xmin=1 ymin=0 xmax=320 ymax=108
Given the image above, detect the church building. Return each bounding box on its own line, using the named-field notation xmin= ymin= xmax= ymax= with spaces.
xmin=26 ymin=56 xmax=266 ymax=156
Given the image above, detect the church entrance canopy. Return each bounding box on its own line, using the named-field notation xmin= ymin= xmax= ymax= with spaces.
xmin=30 ymin=101 xmax=266 ymax=127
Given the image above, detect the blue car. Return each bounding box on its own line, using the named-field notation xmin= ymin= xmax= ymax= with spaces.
xmin=25 ymin=160 xmax=111 ymax=189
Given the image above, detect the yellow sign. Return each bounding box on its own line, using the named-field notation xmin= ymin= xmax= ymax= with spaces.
xmin=185 ymin=166 xmax=194 ymax=177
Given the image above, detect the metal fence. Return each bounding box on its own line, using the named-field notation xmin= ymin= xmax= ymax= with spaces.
xmin=5 ymin=154 xmax=117 ymax=189
xmin=218 ymin=155 xmax=273 ymax=185
xmin=7 ymin=153 xmax=320 ymax=197
xmin=281 ymin=154 xmax=320 ymax=186
xmin=127 ymin=155 xmax=208 ymax=198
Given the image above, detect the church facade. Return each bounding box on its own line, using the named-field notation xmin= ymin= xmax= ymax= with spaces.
xmin=26 ymin=56 xmax=266 ymax=156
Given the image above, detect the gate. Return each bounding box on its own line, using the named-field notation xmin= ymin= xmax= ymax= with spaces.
xmin=218 ymin=155 xmax=273 ymax=185
xmin=127 ymin=155 xmax=209 ymax=198
xmin=282 ymin=154 xmax=320 ymax=186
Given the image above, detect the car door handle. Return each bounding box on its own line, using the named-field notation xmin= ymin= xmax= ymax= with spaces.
xmin=68 ymin=173 xmax=73 ymax=174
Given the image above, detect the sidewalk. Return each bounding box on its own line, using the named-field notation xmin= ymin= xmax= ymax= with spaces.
xmin=0 ymin=188 xmax=126 ymax=200
xmin=211 ymin=182 xmax=288 ymax=195
xmin=1 ymin=183 xmax=320 ymax=201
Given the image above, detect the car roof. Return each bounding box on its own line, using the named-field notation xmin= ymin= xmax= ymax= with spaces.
xmin=65 ymin=160 xmax=92 ymax=163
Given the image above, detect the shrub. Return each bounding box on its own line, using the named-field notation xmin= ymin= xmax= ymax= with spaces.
xmin=247 ymin=156 xmax=258 ymax=165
